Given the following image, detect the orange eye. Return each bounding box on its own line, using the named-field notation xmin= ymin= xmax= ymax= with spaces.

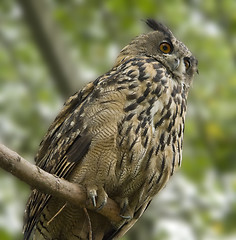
xmin=159 ymin=42 xmax=172 ymax=54
xmin=184 ymin=58 xmax=190 ymax=70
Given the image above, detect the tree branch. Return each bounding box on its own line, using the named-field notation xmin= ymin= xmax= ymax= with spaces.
xmin=0 ymin=143 xmax=122 ymax=223
xmin=17 ymin=0 xmax=82 ymax=98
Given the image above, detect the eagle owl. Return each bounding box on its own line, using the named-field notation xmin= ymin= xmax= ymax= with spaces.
xmin=23 ymin=19 xmax=198 ymax=240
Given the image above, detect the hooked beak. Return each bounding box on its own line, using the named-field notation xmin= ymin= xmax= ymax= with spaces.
xmin=172 ymin=58 xmax=180 ymax=70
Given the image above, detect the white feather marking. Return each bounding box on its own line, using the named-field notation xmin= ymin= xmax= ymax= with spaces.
xmin=151 ymin=100 xmax=163 ymax=133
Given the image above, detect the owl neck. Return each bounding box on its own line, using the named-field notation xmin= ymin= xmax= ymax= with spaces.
xmin=114 ymin=53 xmax=135 ymax=67
xmin=114 ymin=40 xmax=146 ymax=67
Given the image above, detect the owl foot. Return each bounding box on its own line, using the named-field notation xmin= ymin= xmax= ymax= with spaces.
xmin=86 ymin=185 xmax=108 ymax=211
xmin=115 ymin=197 xmax=132 ymax=220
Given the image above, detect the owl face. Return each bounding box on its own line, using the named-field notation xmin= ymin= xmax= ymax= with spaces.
xmin=142 ymin=28 xmax=198 ymax=84
xmin=119 ymin=20 xmax=198 ymax=84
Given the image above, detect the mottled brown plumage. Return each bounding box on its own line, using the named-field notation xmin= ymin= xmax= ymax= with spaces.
xmin=23 ymin=19 xmax=198 ymax=240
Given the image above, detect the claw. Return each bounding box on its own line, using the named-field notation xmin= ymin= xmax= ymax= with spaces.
xmin=86 ymin=186 xmax=108 ymax=210
xmin=88 ymin=189 xmax=97 ymax=207
xmin=96 ymin=188 xmax=108 ymax=211
xmin=90 ymin=195 xmax=97 ymax=207
xmin=97 ymin=200 xmax=106 ymax=211
xmin=115 ymin=197 xmax=133 ymax=219
xmin=92 ymin=196 xmax=96 ymax=207
xmin=120 ymin=214 xmax=132 ymax=220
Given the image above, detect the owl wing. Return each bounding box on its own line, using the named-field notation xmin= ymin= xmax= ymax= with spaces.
xmin=23 ymin=82 xmax=95 ymax=240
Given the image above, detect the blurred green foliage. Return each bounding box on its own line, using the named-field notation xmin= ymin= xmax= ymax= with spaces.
xmin=0 ymin=0 xmax=235 ymax=239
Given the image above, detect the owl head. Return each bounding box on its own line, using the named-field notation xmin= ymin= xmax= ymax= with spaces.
xmin=116 ymin=19 xmax=198 ymax=84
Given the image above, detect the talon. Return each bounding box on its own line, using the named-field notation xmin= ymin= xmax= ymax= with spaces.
xmin=115 ymin=197 xmax=133 ymax=220
xmin=120 ymin=214 xmax=132 ymax=220
xmin=88 ymin=189 xmax=97 ymax=207
xmin=96 ymin=200 xmax=106 ymax=211
xmin=120 ymin=198 xmax=129 ymax=216
xmin=91 ymin=195 xmax=97 ymax=207
xmin=86 ymin=186 xmax=108 ymax=210
xmin=96 ymin=188 xmax=108 ymax=211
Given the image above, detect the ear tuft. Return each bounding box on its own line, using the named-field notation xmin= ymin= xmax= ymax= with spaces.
xmin=145 ymin=19 xmax=171 ymax=35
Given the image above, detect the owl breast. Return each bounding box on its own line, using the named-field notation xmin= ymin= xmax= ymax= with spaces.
xmin=98 ymin=58 xmax=188 ymax=209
